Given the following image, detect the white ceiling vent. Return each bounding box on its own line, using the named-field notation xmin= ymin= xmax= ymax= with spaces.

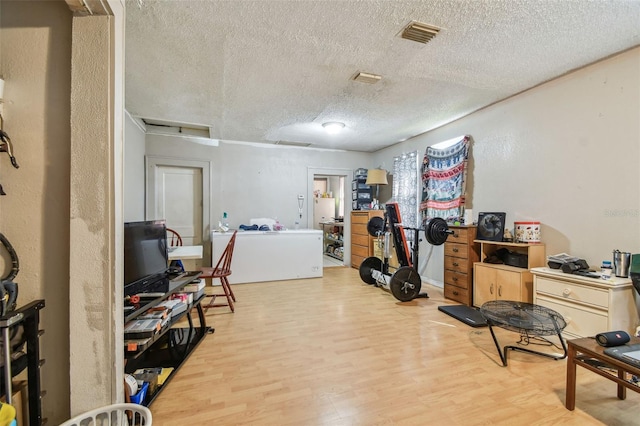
xmin=352 ymin=72 xmax=382 ymax=84
xmin=275 ymin=140 xmax=312 ymax=147
xmin=141 ymin=118 xmax=219 ymax=146
xmin=400 ymin=21 xmax=441 ymax=44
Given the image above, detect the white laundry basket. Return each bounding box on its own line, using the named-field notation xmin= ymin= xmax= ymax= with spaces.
xmin=59 ymin=403 xmax=152 ymax=426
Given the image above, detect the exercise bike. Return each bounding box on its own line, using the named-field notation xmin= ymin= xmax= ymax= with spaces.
xmin=358 ymin=202 xmax=452 ymax=301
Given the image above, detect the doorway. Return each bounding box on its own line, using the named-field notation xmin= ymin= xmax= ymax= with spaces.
xmin=307 ymin=167 xmax=352 ymax=268
xmin=146 ymin=156 xmax=212 ymax=268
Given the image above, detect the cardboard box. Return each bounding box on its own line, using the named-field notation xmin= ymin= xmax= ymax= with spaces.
xmin=1 ymin=380 xmax=27 ymax=426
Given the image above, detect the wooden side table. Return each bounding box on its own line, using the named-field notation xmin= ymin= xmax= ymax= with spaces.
xmin=566 ymin=337 xmax=640 ymax=410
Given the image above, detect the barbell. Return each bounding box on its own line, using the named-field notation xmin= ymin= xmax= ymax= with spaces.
xmin=366 ymin=216 xmax=452 ymax=246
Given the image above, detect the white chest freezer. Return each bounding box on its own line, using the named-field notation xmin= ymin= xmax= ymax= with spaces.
xmin=211 ymin=229 xmax=323 ymax=284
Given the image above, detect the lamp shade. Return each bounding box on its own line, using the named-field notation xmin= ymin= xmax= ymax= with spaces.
xmin=365 ymin=169 xmax=388 ymax=185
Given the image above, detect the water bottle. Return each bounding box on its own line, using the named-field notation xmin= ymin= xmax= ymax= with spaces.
xmin=601 ymin=260 xmax=612 ymax=279
xmin=220 ymin=212 xmax=229 ymax=232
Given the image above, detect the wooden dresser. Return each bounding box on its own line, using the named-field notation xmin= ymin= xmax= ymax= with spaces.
xmin=532 ymin=267 xmax=639 ymax=339
xmin=443 ymin=225 xmax=479 ymax=306
xmin=351 ymin=210 xmax=383 ymax=269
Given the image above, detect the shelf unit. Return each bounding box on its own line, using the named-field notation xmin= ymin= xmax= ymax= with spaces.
xmin=124 ymin=273 xmax=210 ymax=406
xmin=320 ymin=222 xmax=344 ymax=261
xmin=352 ymin=168 xmax=372 ymax=210
xmin=0 ymin=299 xmax=45 ymax=426
xmin=473 ymin=240 xmax=545 ymax=308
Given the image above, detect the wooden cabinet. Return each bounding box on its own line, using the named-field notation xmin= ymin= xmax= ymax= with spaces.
xmin=351 ymin=210 xmax=383 ymax=269
xmin=473 ymin=240 xmax=545 ymax=307
xmin=443 ymin=225 xmax=479 ymax=306
xmin=532 ymin=267 xmax=639 ymax=339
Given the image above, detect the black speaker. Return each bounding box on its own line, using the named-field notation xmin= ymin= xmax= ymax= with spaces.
xmin=595 ymin=330 xmax=631 ymax=347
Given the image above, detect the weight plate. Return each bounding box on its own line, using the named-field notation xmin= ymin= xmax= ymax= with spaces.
xmin=366 ymin=216 xmax=385 ymax=237
xmin=390 ymin=266 xmax=422 ymax=301
xmin=424 ymin=217 xmax=450 ymax=246
xmin=359 ymin=256 xmax=383 ymax=285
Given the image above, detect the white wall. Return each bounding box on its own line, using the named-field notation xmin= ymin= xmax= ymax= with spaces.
xmin=124 ymin=112 xmax=146 ymax=221
xmin=374 ymin=46 xmax=640 ymax=285
xmin=144 ymin=135 xmax=371 ymax=229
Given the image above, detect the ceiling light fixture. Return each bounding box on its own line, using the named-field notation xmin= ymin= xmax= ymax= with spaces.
xmin=322 ymin=122 xmax=345 ymax=135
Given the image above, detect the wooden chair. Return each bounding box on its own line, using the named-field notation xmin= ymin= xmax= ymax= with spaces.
xmin=200 ymin=230 xmax=237 ymax=313
xmin=166 ymin=227 xmax=184 ymax=271
xmin=166 ymin=227 xmax=183 ymax=247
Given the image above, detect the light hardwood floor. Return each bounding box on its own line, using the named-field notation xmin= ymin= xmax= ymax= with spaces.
xmin=150 ymin=267 xmax=638 ymax=425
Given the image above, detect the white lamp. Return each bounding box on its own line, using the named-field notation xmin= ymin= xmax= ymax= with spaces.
xmin=365 ymin=168 xmax=388 ymax=208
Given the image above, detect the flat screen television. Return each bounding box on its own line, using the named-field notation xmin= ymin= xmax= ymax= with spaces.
xmin=123 ymin=220 xmax=169 ymax=297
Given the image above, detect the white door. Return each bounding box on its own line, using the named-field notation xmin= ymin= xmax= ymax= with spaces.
xmin=153 ymin=165 xmax=202 ymax=245
xmin=146 ymin=157 xmax=211 ymax=251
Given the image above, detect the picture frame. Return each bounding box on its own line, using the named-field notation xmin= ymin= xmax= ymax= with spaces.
xmin=477 ymin=212 xmax=506 ymax=241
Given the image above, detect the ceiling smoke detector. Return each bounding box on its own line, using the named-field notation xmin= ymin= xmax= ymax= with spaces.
xmin=353 ymin=72 xmax=382 ymax=84
xmin=400 ymin=21 xmax=441 ymax=44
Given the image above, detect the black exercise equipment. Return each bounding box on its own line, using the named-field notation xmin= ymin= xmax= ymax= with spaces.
xmin=438 ymin=305 xmax=487 ymax=327
xmin=358 ymin=202 xmax=453 ymax=301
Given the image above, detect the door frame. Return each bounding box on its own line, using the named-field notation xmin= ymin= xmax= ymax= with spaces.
xmin=145 ymin=156 xmax=213 ymax=249
xmin=307 ymin=167 xmax=353 ymax=266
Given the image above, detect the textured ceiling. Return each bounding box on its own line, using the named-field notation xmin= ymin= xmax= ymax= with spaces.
xmin=125 ymin=0 xmax=640 ymax=152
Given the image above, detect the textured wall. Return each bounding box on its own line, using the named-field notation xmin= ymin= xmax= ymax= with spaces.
xmin=69 ymin=14 xmax=116 ymax=415
xmin=0 ymin=1 xmax=72 ymax=423
xmin=374 ymin=46 xmax=640 ymax=285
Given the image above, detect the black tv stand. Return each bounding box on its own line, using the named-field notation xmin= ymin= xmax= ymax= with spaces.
xmin=124 ymin=272 xmax=209 ymax=406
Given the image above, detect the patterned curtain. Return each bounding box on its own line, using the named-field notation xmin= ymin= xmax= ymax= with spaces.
xmin=392 ymin=151 xmax=419 ymax=230
xmin=420 ymin=135 xmax=472 ymax=223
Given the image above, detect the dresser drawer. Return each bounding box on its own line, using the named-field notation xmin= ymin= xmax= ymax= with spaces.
xmin=352 ymin=223 xmax=368 ymax=237
xmin=444 ymin=285 xmax=470 ymax=304
xmin=351 ymin=244 xmax=369 ymax=258
xmin=445 ymin=242 xmax=469 ymax=259
xmin=536 ymin=295 xmax=608 ymax=338
xmin=352 ymin=254 xmax=369 ymax=269
xmin=536 ymin=277 xmax=608 ymax=309
xmin=449 ymin=227 xmax=471 ymax=242
xmin=351 ymin=213 xmax=371 ymax=224
xmin=444 ymin=256 xmax=469 ymax=273
xmin=352 ymin=233 xmax=369 ymax=247
xmin=444 ymin=270 xmax=470 ymax=290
